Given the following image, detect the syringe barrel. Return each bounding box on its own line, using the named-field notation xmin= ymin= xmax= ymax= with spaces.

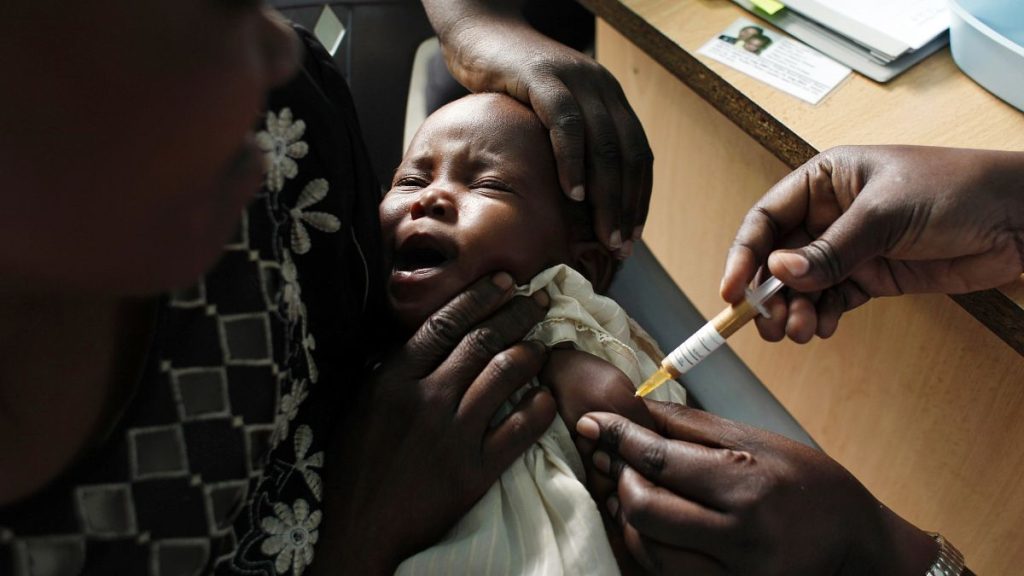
xmin=664 ymin=322 xmax=725 ymax=375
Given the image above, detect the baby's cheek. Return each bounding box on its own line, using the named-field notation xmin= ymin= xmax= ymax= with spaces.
xmin=379 ymin=197 xmax=408 ymax=232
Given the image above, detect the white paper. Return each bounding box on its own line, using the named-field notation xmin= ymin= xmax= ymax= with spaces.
xmin=784 ymin=0 xmax=948 ymax=51
xmin=698 ymin=19 xmax=851 ymax=105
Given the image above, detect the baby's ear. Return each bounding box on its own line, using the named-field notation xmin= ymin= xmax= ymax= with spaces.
xmin=571 ymin=241 xmax=616 ymax=294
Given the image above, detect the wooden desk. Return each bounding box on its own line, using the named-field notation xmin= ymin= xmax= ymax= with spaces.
xmin=581 ymin=0 xmax=1024 ymax=572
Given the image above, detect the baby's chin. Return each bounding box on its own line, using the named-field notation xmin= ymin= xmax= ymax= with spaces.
xmin=386 ymin=299 xmax=443 ymax=343
xmin=385 ymin=262 xmax=557 ymax=343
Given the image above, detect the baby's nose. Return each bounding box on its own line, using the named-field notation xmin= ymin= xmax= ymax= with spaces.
xmin=410 ymin=188 xmax=455 ymax=220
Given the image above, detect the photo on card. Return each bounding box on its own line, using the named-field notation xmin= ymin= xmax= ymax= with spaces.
xmin=699 ymin=17 xmax=851 ymax=104
xmin=717 ymin=22 xmax=775 ymax=55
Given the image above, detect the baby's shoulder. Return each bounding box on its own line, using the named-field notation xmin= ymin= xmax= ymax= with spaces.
xmin=540 ymin=348 xmax=654 ymax=430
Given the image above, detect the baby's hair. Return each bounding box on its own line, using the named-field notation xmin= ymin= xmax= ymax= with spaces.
xmin=562 ymin=195 xmax=623 ymax=283
xmin=564 ymin=196 xmax=596 ymax=243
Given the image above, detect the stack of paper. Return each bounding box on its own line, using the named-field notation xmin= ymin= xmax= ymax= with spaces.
xmin=732 ymin=0 xmax=950 ymax=81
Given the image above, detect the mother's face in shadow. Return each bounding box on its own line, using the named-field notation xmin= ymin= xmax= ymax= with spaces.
xmin=0 ymin=1 xmax=298 ymax=295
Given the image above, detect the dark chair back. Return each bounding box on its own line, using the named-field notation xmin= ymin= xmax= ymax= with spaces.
xmin=272 ymin=0 xmax=435 ymax=189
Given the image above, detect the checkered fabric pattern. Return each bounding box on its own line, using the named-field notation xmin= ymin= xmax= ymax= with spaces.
xmin=0 ymin=27 xmax=385 ymax=576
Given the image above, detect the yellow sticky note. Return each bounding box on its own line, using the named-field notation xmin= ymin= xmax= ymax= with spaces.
xmin=751 ymin=0 xmax=786 ymax=15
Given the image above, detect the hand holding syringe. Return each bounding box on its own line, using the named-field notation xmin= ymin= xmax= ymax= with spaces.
xmin=635 ymin=276 xmax=785 ymax=397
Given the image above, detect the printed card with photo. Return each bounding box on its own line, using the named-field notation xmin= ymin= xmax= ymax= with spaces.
xmin=698 ymin=18 xmax=851 ymax=104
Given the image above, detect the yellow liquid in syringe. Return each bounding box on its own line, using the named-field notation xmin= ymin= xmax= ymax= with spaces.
xmin=635 ymin=365 xmax=676 ymax=397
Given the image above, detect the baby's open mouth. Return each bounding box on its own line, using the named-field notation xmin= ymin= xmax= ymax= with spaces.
xmin=393 ymin=233 xmax=454 ymax=273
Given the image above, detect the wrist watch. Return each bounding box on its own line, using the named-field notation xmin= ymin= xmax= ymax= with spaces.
xmin=925 ymin=532 xmax=966 ymax=576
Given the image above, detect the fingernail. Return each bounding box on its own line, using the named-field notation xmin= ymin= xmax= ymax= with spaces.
xmin=609 ymin=230 xmax=622 ymax=250
xmin=632 ymin=225 xmax=644 ymax=241
xmin=576 ymin=416 xmax=599 ymax=440
xmin=569 ymin=185 xmax=585 ymax=202
xmin=593 ymin=450 xmax=611 ymax=473
xmin=775 ymin=252 xmax=810 ymax=278
xmin=492 ymin=272 xmax=514 ymax=290
xmin=607 ymin=495 xmax=620 ymax=517
xmin=532 ymin=289 xmax=550 ymax=307
xmin=527 ymin=339 xmax=549 ymax=356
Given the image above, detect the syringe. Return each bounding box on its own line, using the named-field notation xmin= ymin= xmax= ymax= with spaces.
xmin=635 ymin=276 xmax=786 ymax=398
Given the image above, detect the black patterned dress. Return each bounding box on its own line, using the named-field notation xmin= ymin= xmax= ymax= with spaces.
xmin=0 ymin=28 xmax=386 ymax=576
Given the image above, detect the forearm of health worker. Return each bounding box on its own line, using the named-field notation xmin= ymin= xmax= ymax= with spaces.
xmin=721 ymin=145 xmax=1024 ymax=343
xmin=422 ymin=0 xmax=654 ymax=257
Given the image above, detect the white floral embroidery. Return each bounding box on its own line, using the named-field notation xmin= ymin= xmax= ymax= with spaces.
xmin=273 ymin=379 xmax=308 ymax=444
xmin=292 ymin=425 xmax=324 ymax=501
xmin=280 ymin=250 xmax=306 ymax=325
xmin=257 ymin=108 xmax=309 ymax=192
xmin=301 ymin=330 xmax=319 ymax=384
xmin=289 ymin=179 xmax=340 ymax=254
xmin=260 ymin=498 xmax=321 ymax=575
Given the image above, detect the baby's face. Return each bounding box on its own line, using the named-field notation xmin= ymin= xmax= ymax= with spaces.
xmin=380 ymin=94 xmax=572 ymax=332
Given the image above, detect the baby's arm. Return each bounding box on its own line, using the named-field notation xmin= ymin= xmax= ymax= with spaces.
xmin=540 ymin=347 xmax=655 ymax=434
xmin=539 ymin=347 xmax=654 ymax=576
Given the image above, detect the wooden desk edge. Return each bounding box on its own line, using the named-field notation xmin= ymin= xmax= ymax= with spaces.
xmin=581 ymin=0 xmax=1024 ymax=356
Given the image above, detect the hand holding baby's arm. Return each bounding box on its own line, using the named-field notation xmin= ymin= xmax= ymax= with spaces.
xmin=577 ymin=402 xmax=938 ymax=575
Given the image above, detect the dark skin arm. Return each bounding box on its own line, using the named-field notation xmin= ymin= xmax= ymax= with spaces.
xmin=540 ymin=347 xmax=656 ymax=576
xmin=576 ymin=402 xmax=940 ymax=575
xmin=721 ymin=145 xmax=1024 ymax=342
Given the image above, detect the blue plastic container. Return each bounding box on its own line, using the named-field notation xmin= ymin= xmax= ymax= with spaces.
xmin=948 ymin=0 xmax=1024 ymax=112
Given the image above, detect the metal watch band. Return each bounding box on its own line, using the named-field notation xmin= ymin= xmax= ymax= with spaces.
xmin=925 ymin=532 xmax=966 ymax=576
